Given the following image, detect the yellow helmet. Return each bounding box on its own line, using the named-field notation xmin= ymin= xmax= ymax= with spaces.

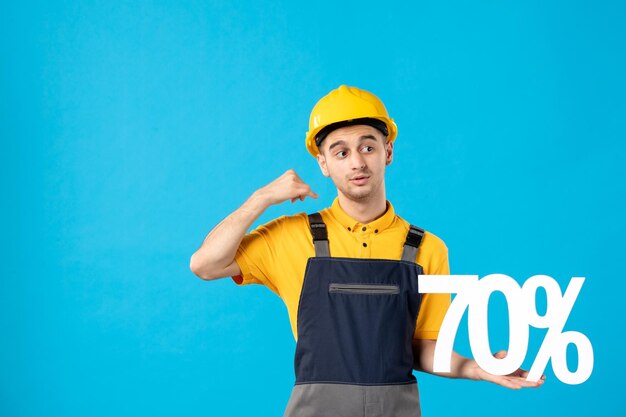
xmin=305 ymin=85 xmax=397 ymax=157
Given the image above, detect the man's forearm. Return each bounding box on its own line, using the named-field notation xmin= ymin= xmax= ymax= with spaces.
xmin=190 ymin=169 xmax=318 ymax=280
xmin=412 ymin=339 xmax=475 ymax=379
xmin=190 ymin=191 xmax=269 ymax=279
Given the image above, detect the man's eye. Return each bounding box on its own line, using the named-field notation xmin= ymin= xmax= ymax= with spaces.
xmin=362 ymin=146 xmax=374 ymax=153
xmin=336 ymin=151 xmax=347 ymax=158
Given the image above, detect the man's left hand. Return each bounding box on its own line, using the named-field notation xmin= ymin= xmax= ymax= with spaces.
xmin=468 ymin=350 xmax=546 ymax=389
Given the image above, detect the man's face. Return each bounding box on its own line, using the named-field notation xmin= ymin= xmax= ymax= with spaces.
xmin=316 ymin=124 xmax=393 ymax=203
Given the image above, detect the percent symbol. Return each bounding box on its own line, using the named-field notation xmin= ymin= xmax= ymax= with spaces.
xmin=522 ymin=275 xmax=594 ymax=384
xmin=418 ymin=274 xmax=594 ymax=385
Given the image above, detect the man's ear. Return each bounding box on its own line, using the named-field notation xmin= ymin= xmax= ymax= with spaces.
xmin=317 ymin=151 xmax=330 ymax=177
xmin=385 ymin=139 xmax=394 ymax=166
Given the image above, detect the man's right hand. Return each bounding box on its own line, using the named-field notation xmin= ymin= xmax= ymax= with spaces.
xmin=254 ymin=169 xmax=319 ymax=206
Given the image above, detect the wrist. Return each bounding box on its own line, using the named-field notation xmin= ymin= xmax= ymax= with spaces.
xmin=459 ymin=358 xmax=479 ymax=380
xmin=247 ymin=190 xmax=272 ymax=212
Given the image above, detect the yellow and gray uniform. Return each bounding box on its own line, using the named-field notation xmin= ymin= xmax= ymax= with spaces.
xmin=232 ymin=197 xmax=451 ymax=415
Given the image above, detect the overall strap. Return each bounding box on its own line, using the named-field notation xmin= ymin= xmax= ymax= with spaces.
xmin=307 ymin=213 xmax=330 ymax=257
xmin=401 ymin=224 xmax=425 ymax=262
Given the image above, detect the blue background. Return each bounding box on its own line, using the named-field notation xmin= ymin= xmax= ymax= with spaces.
xmin=3 ymin=1 xmax=625 ymax=416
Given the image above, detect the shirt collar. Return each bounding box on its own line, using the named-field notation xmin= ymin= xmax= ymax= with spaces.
xmin=329 ymin=197 xmax=396 ymax=233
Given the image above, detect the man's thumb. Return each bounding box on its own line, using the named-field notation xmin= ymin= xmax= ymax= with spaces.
xmin=493 ymin=350 xmax=508 ymax=359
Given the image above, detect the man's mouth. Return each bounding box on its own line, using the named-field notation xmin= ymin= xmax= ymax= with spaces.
xmin=350 ymin=175 xmax=370 ymax=185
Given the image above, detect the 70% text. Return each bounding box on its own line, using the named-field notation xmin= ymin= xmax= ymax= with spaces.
xmin=419 ymin=274 xmax=594 ymax=385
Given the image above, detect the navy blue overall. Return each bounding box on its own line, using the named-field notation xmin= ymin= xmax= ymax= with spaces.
xmin=283 ymin=213 xmax=426 ymax=417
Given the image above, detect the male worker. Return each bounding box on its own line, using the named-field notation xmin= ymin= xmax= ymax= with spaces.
xmin=190 ymin=85 xmax=542 ymax=417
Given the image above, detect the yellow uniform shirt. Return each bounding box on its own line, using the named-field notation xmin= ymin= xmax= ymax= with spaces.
xmin=232 ymin=197 xmax=451 ymax=341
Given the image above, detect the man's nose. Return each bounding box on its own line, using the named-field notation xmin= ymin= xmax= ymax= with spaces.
xmin=350 ymin=151 xmax=366 ymax=170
